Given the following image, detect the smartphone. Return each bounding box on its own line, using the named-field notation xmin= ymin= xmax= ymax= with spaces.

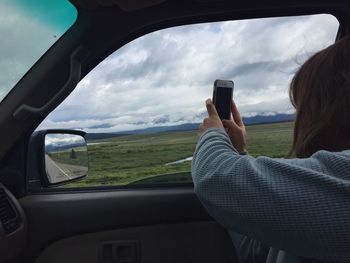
xmin=213 ymin=79 xmax=234 ymax=120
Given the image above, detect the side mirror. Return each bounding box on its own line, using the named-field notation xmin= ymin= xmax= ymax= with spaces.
xmin=45 ymin=133 xmax=88 ymax=184
xmin=28 ymin=130 xmax=88 ymax=188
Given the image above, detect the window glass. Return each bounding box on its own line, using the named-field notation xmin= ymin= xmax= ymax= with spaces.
xmin=38 ymin=14 xmax=339 ymax=187
xmin=0 ymin=0 xmax=77 ymax=103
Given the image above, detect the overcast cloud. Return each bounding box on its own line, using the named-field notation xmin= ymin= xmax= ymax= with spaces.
xmin=12 ymin=14 xmax=338 ymax=133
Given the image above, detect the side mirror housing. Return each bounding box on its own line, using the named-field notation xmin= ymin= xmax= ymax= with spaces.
xmin=28 ymin=130 xmax=88 ymax=188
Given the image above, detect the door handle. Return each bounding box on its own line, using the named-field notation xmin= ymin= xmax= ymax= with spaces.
xmin=99 ymin=240 xmax=140 ymax=263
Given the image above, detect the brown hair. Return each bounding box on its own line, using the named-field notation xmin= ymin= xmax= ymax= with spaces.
xmin=289 ymin=36 xmax=350 ymax=158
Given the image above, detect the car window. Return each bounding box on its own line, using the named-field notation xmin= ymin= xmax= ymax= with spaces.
xmin=0 ymin=0 xmax=77 ymax=103
xmin=37 ymin=14 xmax=339 ymax=188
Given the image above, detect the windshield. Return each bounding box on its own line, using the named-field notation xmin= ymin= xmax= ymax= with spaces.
xmin=0 ymin=0 xmax=77 ymax=103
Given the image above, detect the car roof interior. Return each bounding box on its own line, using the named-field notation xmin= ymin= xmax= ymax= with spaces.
xmin=0 ymin=0 xmax=349 ymax=174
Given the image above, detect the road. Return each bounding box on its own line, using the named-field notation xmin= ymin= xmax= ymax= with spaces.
xmin=45 ymin=155 xmax=88 ymax=184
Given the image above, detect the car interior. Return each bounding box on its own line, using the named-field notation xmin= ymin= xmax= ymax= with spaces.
xmin=1 ymin=0 xmax=350 ymax=263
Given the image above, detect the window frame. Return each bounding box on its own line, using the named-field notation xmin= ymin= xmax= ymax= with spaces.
xmin=27 ymin=13 xmax=341 ymax=193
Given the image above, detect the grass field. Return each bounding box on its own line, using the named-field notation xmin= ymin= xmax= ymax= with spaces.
xmin=49 ymin=147 xmax=89 ymax=167
xmin=67 ymin=121 xmax=293 ymax=187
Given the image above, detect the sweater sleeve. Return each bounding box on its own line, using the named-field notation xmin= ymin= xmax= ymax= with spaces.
xmin=229 ymin=231 xmax=270 ymax=263
xmin=191 ymin=128 xmax=350 ymax=262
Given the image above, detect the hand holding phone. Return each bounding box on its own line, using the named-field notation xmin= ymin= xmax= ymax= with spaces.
xmin=222 ymin=100 xmax=247 ymax=153
xmin=212 ymin=79 xmax=234 ymax=120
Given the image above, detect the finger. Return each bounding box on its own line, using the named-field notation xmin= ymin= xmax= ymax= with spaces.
xmin=231 ymin=100 xmax=244 ymax=126
xmin=222 ymin=119 xmax=240 ymax=131
xmin=206 ymin=99 xmax=219 ymax=118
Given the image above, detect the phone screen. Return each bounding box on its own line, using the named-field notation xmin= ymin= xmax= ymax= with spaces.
xmin=214 ymin=87 xmax=232 ymax=120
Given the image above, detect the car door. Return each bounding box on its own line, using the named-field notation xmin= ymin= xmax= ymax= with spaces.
xmin=20 ymin=188 xmax=236 ymax=263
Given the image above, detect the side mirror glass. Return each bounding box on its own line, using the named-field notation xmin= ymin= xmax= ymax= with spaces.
xmin=44 ymin=133 xmax=88 ymax=184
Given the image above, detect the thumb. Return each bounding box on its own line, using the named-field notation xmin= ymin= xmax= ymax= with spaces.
xmin=206 ymin=99 xmax=219 ymax=118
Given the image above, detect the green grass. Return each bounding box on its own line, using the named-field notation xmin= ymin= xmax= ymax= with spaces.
xmin=66 ymin=122 xmax=293 ymax=187
xmin=245 ymin=122 xmax=293 ymax=158
xmin=49 ymin=147 xmax=89 ymax=167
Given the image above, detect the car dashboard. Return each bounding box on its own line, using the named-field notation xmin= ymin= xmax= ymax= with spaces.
xmin=0 ymin=183 xmax=27 ymax=262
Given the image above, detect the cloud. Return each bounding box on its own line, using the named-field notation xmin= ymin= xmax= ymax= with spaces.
xmin=38 ymin=14 xmax=339 ymax=133
xmin=45 ymin=134 xmax=85 ymax=147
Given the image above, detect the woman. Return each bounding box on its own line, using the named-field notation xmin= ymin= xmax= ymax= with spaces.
xmin=192 ymin=36 xmax=350 ymax=263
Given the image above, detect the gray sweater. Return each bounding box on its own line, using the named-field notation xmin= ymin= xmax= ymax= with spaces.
xmin=191 ymin=128 xmax=350 ymax=263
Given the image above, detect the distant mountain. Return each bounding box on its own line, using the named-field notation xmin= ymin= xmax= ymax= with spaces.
xmin=119 ymin=113 xmax=294 ymax=134
xmin=45 ymin=142 xmax=86 ymax=152
xmin=242 ymin=113 xmax=294 ymax=125
xmin=86 ymin=113 xmax=294 ymax=140
xmin=85 ymin=133 xmax=129 ymax=141
xmin=115 ymin=123 xmax=199 ymax=135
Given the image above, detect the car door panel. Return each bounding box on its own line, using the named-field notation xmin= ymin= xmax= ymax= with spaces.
xmin=35 ymin=222 xmax=236 ymax=263
xmin=20 ymin=188 xmax=238 ymax=263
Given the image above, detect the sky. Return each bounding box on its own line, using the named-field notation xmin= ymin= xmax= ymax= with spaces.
xmin=45 ymin=134 xmax=86 ymax=148
xmin=0 ymin=0 xmax=77 ymax=101
xmin=0 ymin=5 xmax=339 ymax=133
